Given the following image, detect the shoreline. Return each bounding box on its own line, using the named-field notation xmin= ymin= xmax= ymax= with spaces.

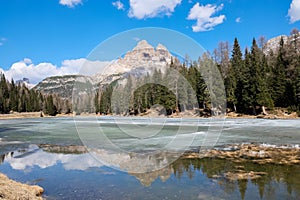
xmin=0 ymin=111 xmax=299 ymax=120
xmin=185 ymin=143 xmax=300 ymax=165
xmin=0 ymin=173 xmax=44 ymax=200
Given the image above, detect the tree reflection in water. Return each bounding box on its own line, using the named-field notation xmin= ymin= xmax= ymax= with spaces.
xmin=173 ymin=157 xmax=300 ymax=199
xmin=131 ymin=156 xmax=300 ymax=199
xmin=1 ymin=147 xmax=300 ymax=199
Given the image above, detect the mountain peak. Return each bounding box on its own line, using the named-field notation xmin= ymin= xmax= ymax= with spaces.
xmin=133 ymin=40 xmax=154 ymax=51
xmin=156 ymin=43 xmax=168 ymax=51
xmin=93 ymin=40 xmax=172 ymax=85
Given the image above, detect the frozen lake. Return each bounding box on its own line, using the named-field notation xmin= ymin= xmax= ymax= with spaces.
xmin=1 ymin=117 xmax=300 ymax=199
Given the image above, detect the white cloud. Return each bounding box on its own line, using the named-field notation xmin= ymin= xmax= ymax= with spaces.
xmin=288 ymin=0 xmax=300 ymax=23
xmin=187 ymin=3 xmax=225 ymax=32
xmin=0 ymin=58 xmax=110 ymax=85
xmin=0 ymin=37 xmax=7 ymax=46
xmin=128 ymin=0 xmax=182 ymax=19
xmin=112 ymin=0 xmax=125 ymax=10
xmin=59 ymin=0 xmax=83 ymax=8
xmin=133 ymin=37 xmax=140 ymax=42
xmin=235 ymin=17 xmax=241 ymax=23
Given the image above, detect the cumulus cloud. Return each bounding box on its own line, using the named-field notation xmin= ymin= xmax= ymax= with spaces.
xmin=112 ymin=0 xmax=125 ymax=10
xmin=0 ymin=58 xmax=110 ymax=85
xmin=133 ymin=37 xmax=140 ymax=42
xmin=187 ymin=3 xmax=225 ymax=32
xmin=235 ymin=17 xmax=241 ymax=23
xmin=128 ymin=0 xmax=182 ymax=19
xmin=288 ymin=0 xmax=300 ymax=23
xmin=0 ymin=37 xmax=7 ymax=46
xmin=59 ymin=0 xmax=83 ymax=8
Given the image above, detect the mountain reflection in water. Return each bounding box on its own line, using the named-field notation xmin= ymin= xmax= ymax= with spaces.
xmin=1 ymin=145 xmax=300 ymax=199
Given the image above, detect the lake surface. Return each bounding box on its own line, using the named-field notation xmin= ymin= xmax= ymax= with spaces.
xmin=1 ymin=117 xmax=300 ymax=199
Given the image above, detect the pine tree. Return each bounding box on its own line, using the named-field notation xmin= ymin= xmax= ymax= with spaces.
xmin=256 ymin=54 xmax=274 ymax=113
xmin=237 ymin=48 xmax=252 ymax=113
xmin=45 ymin=95 xmax=57 ymax=116
xmin=94 ymin=92 xmax=100 ymax=114
xmin=226 ymin=38 xmax=242 ymax=112
xmin=0 ymin=73 xmax=10 ymax=113
xmin=99 ymin=85 xmax=113 ymax=115
xmin=9 ymin=79 xmax=18 ymax=112
xmin=272 ymin=37 xmax=288 ymax=107
xmin=187 ymin=63 xmax=207 ymax=109
xmin=249 ymin=38 xmax=273 ymax=114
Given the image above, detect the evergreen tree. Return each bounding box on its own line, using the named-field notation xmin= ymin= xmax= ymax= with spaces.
xmin=250 ymin=38 xmax=273 ymax=114
xmin=226 ymin=38 xmax=242 ymax=112
xmin=272 ymin=37 xmax=288 ymax=107
xmin=187 ymin=63 xmax=207 ymax=109
xmin=238 ymin=48 xmax=252 ymax=113
xmin=18 ymin=87 xmax=27 ymax=112
xmin=9 ymin=79 xmax=18 ymax=112
xmin=45 ymin=95 xmax=57 ymax=116
xmin=256 ymin=54 xmax=274 ymax=113
xmin=94 ymin=92 xmax=100 ymax=114
xmin=99 ymin=85 xmax=113 ymax=114
xmin=0 ymin=73 xmax=9 ymax=113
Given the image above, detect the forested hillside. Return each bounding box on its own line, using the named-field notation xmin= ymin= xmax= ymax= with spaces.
xmin=0 ymin=74 xmax=71 ymax=116
xmin=96 ymin=29 xmax=300 ymax=116
xmin=1 ymin=29 xmax=299 ymax=117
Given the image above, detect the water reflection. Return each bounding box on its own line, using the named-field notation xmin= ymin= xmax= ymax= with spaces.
xmin=172 ymin=158 xmax=300 ymax=199
xmin=1 ymin=145 xmax=300 ymax=199
xmin=0 ymin=145 xmax=103 ymax=171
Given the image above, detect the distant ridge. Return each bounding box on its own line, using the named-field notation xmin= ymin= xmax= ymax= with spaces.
xmin=35 ymin=40 xmax=173 ymax=98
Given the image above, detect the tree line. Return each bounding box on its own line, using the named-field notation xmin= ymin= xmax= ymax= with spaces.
xmin=0 ymin=73 xmax=71 ymax=116
xmin=222 ymin=29 xmax=300 ymax=115
xmin=96 ymin=29 xmax=300 ymax=116
xmin=1 ymin=29 xmax=299 ymax=117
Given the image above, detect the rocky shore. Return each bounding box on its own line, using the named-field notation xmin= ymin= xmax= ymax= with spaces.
xmin=0 ymin=112 xmax=43 ymax=120
xmin=182 ymin=143 xmax=300 ymax=181
xmin=196 ymin=143 xmax=300 ymax=165
xmin=0 ymin=108 xmax=298 ymax=120
xmin=0 ymin=173 xmax=44 ymax=200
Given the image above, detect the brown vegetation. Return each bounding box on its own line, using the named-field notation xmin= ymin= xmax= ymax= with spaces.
xmin=0 ymin=173 xmax=44 ymax=200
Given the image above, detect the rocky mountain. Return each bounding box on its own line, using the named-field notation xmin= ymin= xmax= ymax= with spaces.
xmin=34 ymin=40 xmax=172 ymax=98
xmin=264 ymin=35 xmax=289 ymax=54
xmin=264 ymin=33 xmax=300 ymax=53
xmin=93 ymin=40 xmax=172 ymax=85
xmin=34 ymin=75 xmax=93 ymax=99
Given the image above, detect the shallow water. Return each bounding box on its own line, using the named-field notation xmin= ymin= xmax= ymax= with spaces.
xmin=0 ymin=117 xmax=300 ymax=199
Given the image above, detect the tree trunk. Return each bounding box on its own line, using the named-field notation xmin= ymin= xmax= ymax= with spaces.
xmin=262 ymin=105 xmax=268 ymax=115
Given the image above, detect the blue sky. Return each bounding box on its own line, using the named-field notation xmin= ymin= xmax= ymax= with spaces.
xmin=0 ymin=0 xmax=299 ymax=84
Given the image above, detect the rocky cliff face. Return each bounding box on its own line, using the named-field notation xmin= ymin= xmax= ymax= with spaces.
xmin=264 ymin=33 xmax=300 ymax=53
xmin=35 ymin=40 xmax=172 ymax=98
xmin=264 ymin=35 xmax=289 ymax=53
xmin=93 ymin=40 xmax=172 ymax=85
xmin=34 ymin=75 xmax=93 ymax=98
